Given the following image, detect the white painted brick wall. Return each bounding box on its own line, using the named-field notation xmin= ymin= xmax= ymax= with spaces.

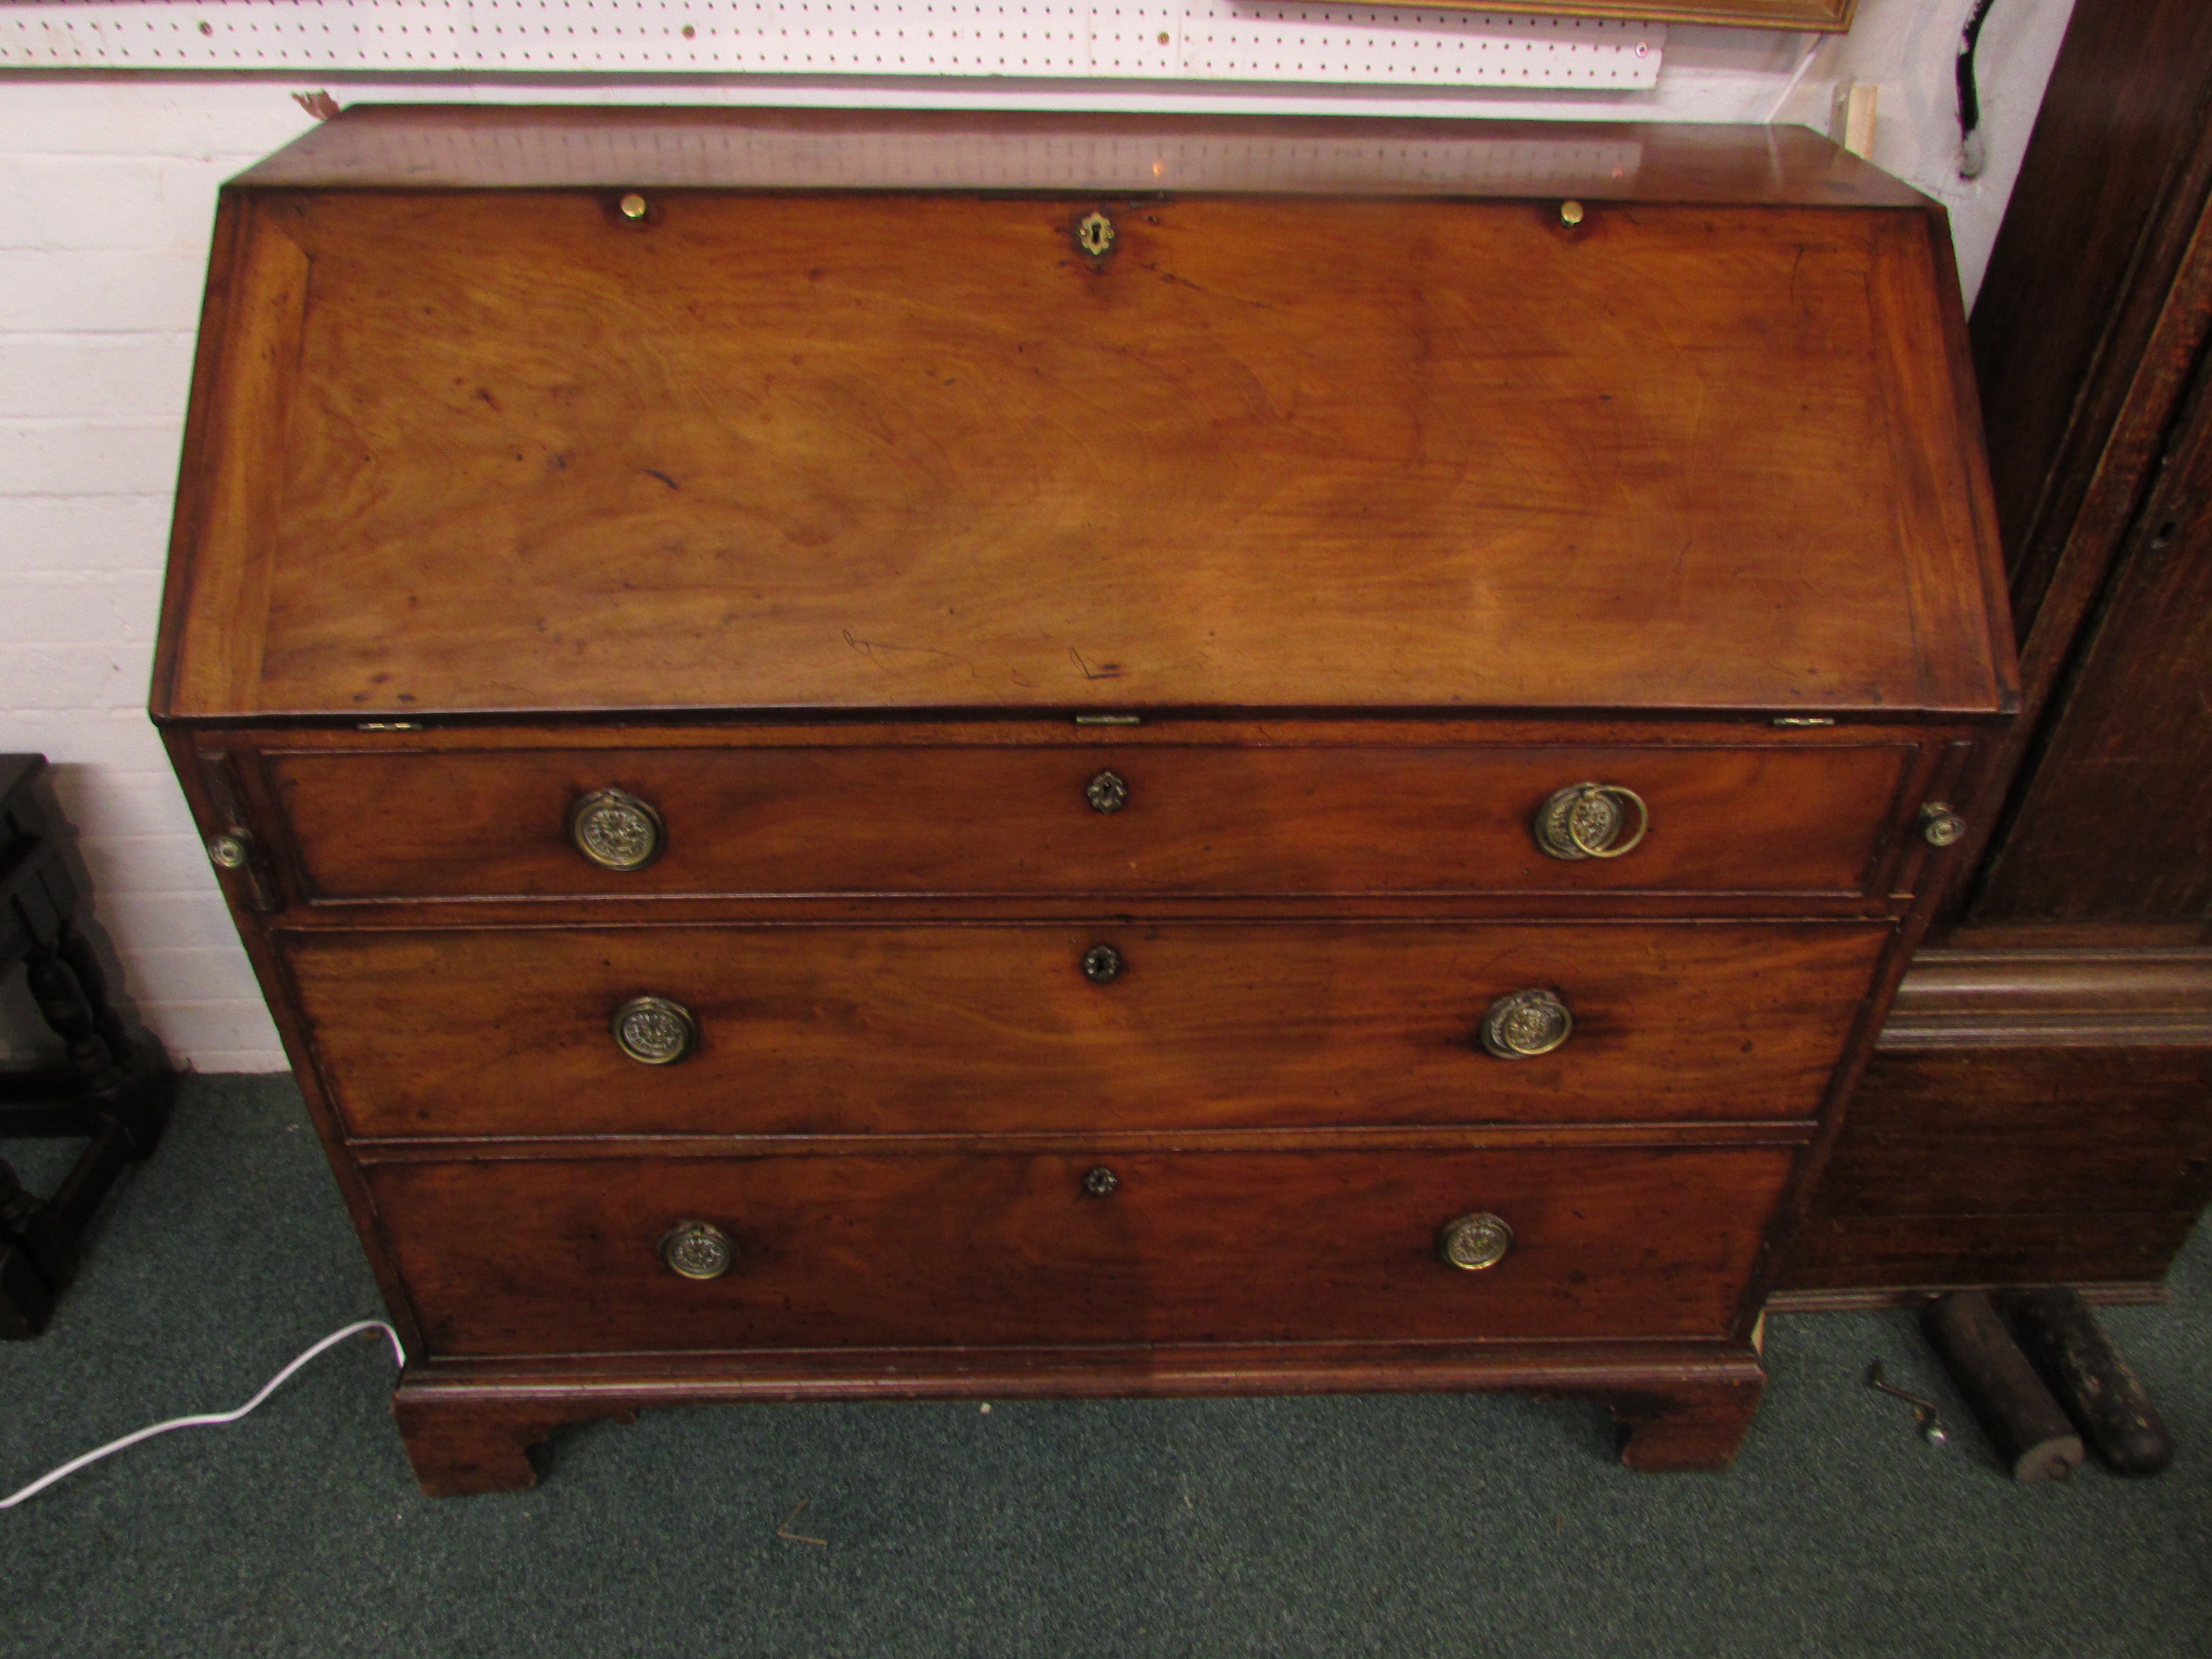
xmin=0 ymin=1 xmax=2075 ymax=1073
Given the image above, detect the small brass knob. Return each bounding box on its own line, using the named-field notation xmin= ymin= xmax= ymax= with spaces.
xmin=1534 ymin=782 xmax=1649 ymax=861
xmin=570 ymin=786 xmax=665 ymax=872
xmin=1920 ymin=802 xmax=1967 ymax=848
xmin=206 ymin=834 xmax=249 ymax=870
xmin=1439 ymin=1212 xmax=1514 ymax=1271
xmin=659 ymin=1220 xmax=733 ymax=1280
xmin=619 ymin=192 xmax=649 ymax=220
xmin=1559 ymin=199 xmax=1586 ymax=227
xmin=1083 ymin=1165 xmax=1119 ymax=1197
xmin=612 ymin=995 xmax=698 ymax=1065
xmin=1082 ymin=944 xmax=1124 ymax=984
xmin=1086 ymin=769 xmax=1129 ymax=814
xmin=1481 ymin=989 xmax=1573 ymax=1059
xmin=1076 ymin=211 xmax=1115 ymax=256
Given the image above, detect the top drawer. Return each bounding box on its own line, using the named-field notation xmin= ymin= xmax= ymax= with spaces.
xmin=262 ymin=736 xmax=1915 ymax=902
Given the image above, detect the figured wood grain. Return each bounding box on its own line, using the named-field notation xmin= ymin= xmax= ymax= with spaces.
xmin=289 ymin=921 xmax=1885 ymax=1138
xmin=158 ymin=188 xmax=2005 ymax=718
xmin=364 ymin=1145 xmax=1793 ymax=1355
xmin=268 ymin=740 xmax=1915 ymax=902
xmin=1971 ymin=380 xmax=2212 ymax=920
xmin=1778 ymin=1212 xmax=2202 ymax=1294
xmin=1801 ymin=1045 xmax=2212 ymax=1217
xmin=161 ymin=203 xmax=309 ymax=720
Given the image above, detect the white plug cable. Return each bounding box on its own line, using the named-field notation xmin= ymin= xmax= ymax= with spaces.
xmin=1 ymin=1318 xmax=405 ymax=1511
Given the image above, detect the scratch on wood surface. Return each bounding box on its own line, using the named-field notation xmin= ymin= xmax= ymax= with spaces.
xmin=1070 ymin=647 xmax=1124 ymax=681
xmin=844 ymin=630 xmax=977 ymax=676
xmin=777 ymin=1494 xmax=828 ymax=1547
xmin=642 ymin=468 xmax=681 ymax=491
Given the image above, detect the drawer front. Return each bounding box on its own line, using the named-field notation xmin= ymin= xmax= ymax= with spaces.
xmin=293 ymin=922 xmax=1886 ymax=1138
xmin=268 ymin=742 xmax=1912 ymax=901
xmin=366 ymin=1145 xmax=1794 ymax=1356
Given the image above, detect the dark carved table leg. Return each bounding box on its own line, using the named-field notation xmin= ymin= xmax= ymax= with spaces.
xmin=0 ymin=756 xmax=177 ymax=1336
xmin=392 ymin=1389 xmax=637 ymax=1497
xmin=1608 ymin=1375 xmax=1767 ymax=1472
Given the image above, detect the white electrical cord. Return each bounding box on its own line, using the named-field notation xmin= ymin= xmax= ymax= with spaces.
xmin=1 ymin=1319 xmax=405 ymax=1511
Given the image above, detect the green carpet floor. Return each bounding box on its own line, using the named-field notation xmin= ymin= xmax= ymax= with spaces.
xmin=2 ymin=1075 xmax=2207 ymax=1658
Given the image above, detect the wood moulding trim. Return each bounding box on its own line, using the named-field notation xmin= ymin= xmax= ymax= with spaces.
xmin=344 ymin=1121 xmax=1822 ymax=1162
xmin=1765 ymin=1280 xmax=2171 ymax=1315
xmin=398 ymin=1338 xmax=1765 ymax=1397
xmin=1881 ymin=945 xmax=2212 ymax=1047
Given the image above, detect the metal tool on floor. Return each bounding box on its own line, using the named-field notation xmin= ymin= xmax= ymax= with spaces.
xmin=1865 ymin=1361 xmax=1949 ymax=1447
xmin=1921 ymin=1291 xmax=2085 ymax=1483
xmin=2008 ymin=1288 xmax=2175 ymax=1477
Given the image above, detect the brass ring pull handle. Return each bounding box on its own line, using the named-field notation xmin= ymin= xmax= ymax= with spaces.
xmin=659 ymin=1220 xmax=734 ymax=1280
xmin=1438 ymin=1212 xmax=1513 ymax=1271
xmin=1086 ymin=769 xmax=1129 ymax=815
xmin=611 ymin=995 xmax=699 ymax=1065
xmin=569 ymin=786 xmax=665 ymax=872
xmin=1533 ymin=782 xmax=1649 ymax=861
xmin=1480 ymin=988 xmax=1573 ymax=1059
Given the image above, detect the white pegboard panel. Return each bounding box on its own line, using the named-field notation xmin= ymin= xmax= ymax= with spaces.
xmin=0 ymin=2 xmax=1664 ymax=88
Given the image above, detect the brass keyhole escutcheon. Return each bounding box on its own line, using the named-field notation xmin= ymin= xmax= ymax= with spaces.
xmin=570 ymin=786 xmax=665 ymax=872
xmin=1082 ymin=944 xmax=1124 ymax=984
xmin=1083 ymin=1165 xmax=1120 ymax=1197
xmin=1438 ymin=1212 xmax=1513 ymax=1271
xmin=1086 ymin=769 xmax=1129 ymax=814
xmin=1076 ymin=211 xmax=1115 ymax=257
xmin=1919 ymin=802 xmax=1967 ymax=848
xmin=611 ymin=995 xmax=699 ymax=1065
xmin=1533 ymin=782 xmax=1649 ymax=861
xmin=1480 ymin=988 xmax=1573 ymax=1059
xmin=659 ymin=1220 xmax=734 ymax=1280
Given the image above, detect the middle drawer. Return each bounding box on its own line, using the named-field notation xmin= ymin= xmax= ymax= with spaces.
xmin=291 ymin=922 xmax=1885 ymax=1139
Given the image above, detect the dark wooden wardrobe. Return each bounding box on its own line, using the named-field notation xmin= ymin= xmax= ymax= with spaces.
xmin=1777 ymin=0 xmax=2212 ymax=1302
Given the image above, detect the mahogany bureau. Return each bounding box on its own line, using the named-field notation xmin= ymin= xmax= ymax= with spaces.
xmin=150 ymin=106 xmax=2015 ymax=1494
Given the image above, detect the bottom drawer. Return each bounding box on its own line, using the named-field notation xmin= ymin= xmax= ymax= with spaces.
xmin=366 ymin=1145 xmax=1795 ymax=1357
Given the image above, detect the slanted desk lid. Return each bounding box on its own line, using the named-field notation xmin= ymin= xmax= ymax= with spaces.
xmin=155 ymin=108 xmax=2013 ymax=722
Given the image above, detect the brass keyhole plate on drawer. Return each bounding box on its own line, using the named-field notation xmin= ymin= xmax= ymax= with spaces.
xmin=1075 ymin=211 xmax=1115 ymax=257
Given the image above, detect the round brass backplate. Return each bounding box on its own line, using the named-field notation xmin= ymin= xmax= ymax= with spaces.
xmin=1438 ymin=1212 xmax=1513 ymax=1271
xmin=611 ymin=995 xmax=699 ymax=1065
xmin=659 ymin=1220 xmax=734 ymax=1280
xmin=1480 ymin=988 xmax=1573 ymax=1059
xmin=1082 ymin=944 xmax=1124 ymax=984
xmin=569 ymin=786 xmax=665 ymax=872
xmin=205 ymin=834 xmax=249 ymax=870
xmin=1920 ymin=802 xmax=1967 ymax=848
xmin=1533 ymin=782 xmax=1649 ymax=861
xmin=1086 ymin=769 xmax=1129 ymax=815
